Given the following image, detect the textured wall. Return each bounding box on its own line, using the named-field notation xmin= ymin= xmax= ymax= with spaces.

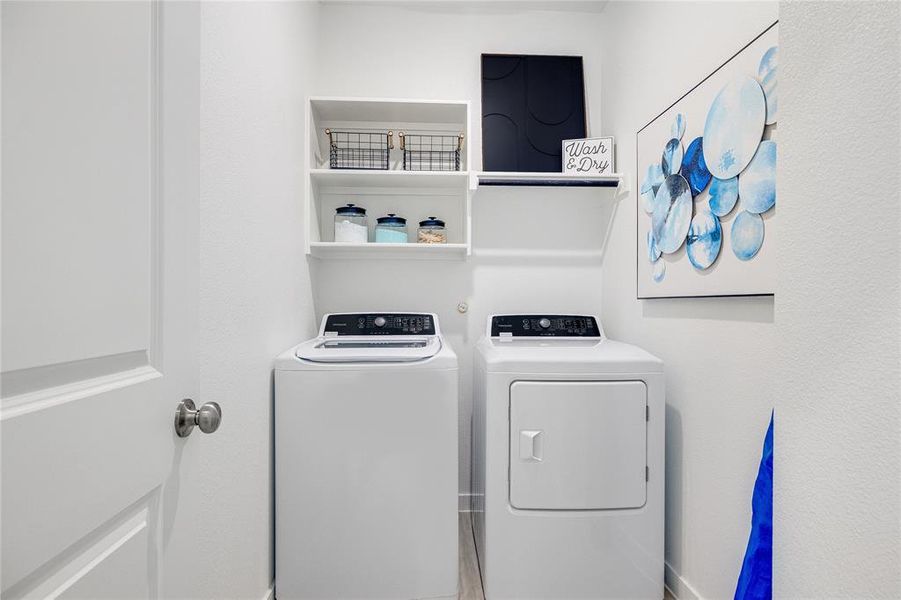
xmin=599 ymin=3 xmax=778 ymax=599
xmin=163 ymin=3 xmax=319 ymax=597
xmin=775 ymin=2 xmax=901 ymax=598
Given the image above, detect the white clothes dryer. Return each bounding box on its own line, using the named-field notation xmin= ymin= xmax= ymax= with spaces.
xmin=472 ymin=314 xmax=664 ymax=599
xmin=275 ymin=313 xmax=458 ymax=600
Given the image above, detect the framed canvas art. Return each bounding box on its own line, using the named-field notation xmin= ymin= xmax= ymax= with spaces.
xmin=637 ymin=22 xmax=778 ymax=299
xmin=482 ymin=54 xmax=587 ymax=172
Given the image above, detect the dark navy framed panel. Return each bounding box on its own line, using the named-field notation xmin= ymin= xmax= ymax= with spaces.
xmin=481 ymin=54 xmax=587 ymax=173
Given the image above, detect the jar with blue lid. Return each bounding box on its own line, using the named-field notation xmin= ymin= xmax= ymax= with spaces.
xmin=417 ymin=216 xmax=447 ymax=244
xmin=375 ymin=214 xmax=408 ymax=243
xmin=334 ymin=203 xmax=368 ymax=243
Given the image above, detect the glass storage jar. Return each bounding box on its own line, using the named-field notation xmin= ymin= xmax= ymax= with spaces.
xmin=334 ymin=204 xmax=368 ymax=243
xmin=417 ymin=217 xmax=447 ymax=244
xmin=375 ymin=214 xmax=408 ymax=243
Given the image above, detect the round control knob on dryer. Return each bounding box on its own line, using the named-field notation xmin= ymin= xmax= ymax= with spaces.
xmin=374 ymin=316 xmax=387 ymax=327
xmin=539 ymin=318 xmax=551 ymax=329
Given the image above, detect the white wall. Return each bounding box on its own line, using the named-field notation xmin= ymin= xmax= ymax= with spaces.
xmin=599 ymin=2 xmax=778 ymax=599
xmin=163 ymin=3 xmax=319 ymax=597
xmin=311 ymin=2 xmax=612 ymax=504
xmin=775 ymin=2 xmax=901 ymax=598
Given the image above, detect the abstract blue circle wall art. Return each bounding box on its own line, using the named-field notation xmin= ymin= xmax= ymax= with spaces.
xmin=651 ymin=175 xmax=693 ymax=254
xmin=671 ymin=113 xmax=686 ymax=140
xmin=739 ymin=140 xmax=776 ymax=213
xmin=641 ymin=163 xmax=665 ymax=213
xmin=708 ymin=176 xmax=740 ymax=216
xmin=731 ymin=211 xmax=765 ymax=260
xmin=635 ymin=22 xmax=777 ymax=298
xmin=760 ymin=68 xmax=778 ymax=125
xmin=680 ymin=137 xmax=712 ymax=196
xmin=647 ymin=230 xmax=661 ymax=262
xmin=758 ymin=46 xmax=778 ymax=78
xmin=702 ymin=76 xmax=766 ymax=179
xmin=653 ymin=260 xmax=666 ymax=283
xmin=661 ymin=138 xmax=684 ymax=176
xmin=686 ymin=208 xmax=722 ymax=270
xmin=758 ymin=46 xmax=778 ymax=125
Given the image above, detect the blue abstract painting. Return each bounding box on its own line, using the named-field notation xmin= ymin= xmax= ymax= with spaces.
xmin=671 ymin=113 xmax=686 ymax=140
xmin=687 ymin=208 xmax=723 ymax=270
xmin=653 ymin=260 xmax=666 ymax=283
xmin=703 ymin=76 xmax=766 ymax=179
xmin=758 ymin=46 xmax=778 ymax=125
xmin=731 ymin=211 xmax=765 ymax=261
xmin=636 ymin=22 xmax=777 ymax=298
xmin=641 ymin=163 xmax=665 ymax=214
xmin=647 ymin=230 xmax=661 ymax=262
xmin=708 ymin=176 xmax=740 ymax=217
xmin=680 ymin=137 xmax=712 ymax=197
xmin=661 ymin=138 xmax=684 ymax=176
xmin=739 ymin=140 xmax=776 ymax=214
xmin=651 ymin=175 xmax=693 ymax=254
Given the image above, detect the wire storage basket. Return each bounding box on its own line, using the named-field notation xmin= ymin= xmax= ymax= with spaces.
xmin=326 ymin=129 xmax=393 ymax=170
xmin=399 ymin=132 xmax=464 ymax=171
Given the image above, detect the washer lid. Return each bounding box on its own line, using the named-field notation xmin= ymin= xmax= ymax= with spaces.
xmin=295 ymin=336 xmax=441 ymax=363
xmin=296 ymin=313 xmax=442 ymax=363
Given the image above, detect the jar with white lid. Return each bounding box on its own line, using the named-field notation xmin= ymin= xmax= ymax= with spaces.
xmin=375 ymin=214 xmax=408 ymax=243
xmin=334 ymin=204 xmax=368 ymax=243
xmin=417 ymin=217 xmax=447 ymax=244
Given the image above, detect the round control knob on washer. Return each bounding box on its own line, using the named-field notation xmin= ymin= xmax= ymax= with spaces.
xmin=539 ymin=318 xmax=551 ymax=329
xmin=374 ymin=316 xmax=387 ymax=327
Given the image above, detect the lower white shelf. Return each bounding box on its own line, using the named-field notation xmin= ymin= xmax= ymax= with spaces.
xmin=309 ymin=242 xmax=469 ymax=260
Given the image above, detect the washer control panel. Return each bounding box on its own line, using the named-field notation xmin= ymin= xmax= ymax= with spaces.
xmin=323 ymin=313 xmax=436 ymax=336
xmin=490 ymin=315 xmax=600 ymax=338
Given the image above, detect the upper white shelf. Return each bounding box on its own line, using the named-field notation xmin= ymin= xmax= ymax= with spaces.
xmin=475 ymin=171 xmax=624 ymax=188
xmin=310 ymin=97 xmax=467 ymax=126
xmin=310 ymin=168 xmax=468 ymax=190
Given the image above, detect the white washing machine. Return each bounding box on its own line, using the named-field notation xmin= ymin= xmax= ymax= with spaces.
xmin=472 ymin=315 xmax=664 ymax=600
xmin=275 ymin=313 xmax=458 ymax=600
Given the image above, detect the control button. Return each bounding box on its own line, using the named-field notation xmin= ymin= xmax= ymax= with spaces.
xmin=374 ymin=316 xmax=387 ymax=328
xmin=539 ymin=318 xmax=551 ymax=329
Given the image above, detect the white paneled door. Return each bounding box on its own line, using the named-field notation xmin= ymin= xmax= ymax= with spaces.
xmin=2 ymin=2 xmax=202 ymax=598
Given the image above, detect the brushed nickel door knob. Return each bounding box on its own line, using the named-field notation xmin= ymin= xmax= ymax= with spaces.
xmin=175 ymin=399 xmax=222 ymax=438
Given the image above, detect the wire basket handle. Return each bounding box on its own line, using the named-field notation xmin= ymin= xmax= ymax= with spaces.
xmin=397 ymin=132 xmax=464 ymax=152
xmin=388 ymin=130 xmax=394 ymax=150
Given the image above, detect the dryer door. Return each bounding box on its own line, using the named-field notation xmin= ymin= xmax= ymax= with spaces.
xmin=509 ymin=380 xmax=647 ymax=510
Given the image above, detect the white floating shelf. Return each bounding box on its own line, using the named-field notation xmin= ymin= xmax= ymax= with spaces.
xmin=310 ymin=97 xmax=468 ymax=126
xmin=311 ymin=169 xmax=468 ymax=190
xmin=475 ymin=171 xmax=624 ymax=188
xmin=309 ymin=242 xmax=469 ymax=261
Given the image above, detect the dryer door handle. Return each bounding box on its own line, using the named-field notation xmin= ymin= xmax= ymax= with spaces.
xmin=519 ymin=430 xmax=543 ymax=462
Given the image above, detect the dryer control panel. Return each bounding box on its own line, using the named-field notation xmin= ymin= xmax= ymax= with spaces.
xmin=323 ymin=313 xmax=436 ymax=336
xmin=490 ymin=315 xmax=601 ymax=338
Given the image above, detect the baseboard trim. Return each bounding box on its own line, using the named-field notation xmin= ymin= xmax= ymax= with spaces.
xmin=262 ymin=583 xmax=274 ymax=600
xmin=664 ymin=562 xmax=702 ymax=600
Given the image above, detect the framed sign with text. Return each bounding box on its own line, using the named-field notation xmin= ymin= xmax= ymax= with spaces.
xmin=562 ymin=136 xmax=615 ymax=175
